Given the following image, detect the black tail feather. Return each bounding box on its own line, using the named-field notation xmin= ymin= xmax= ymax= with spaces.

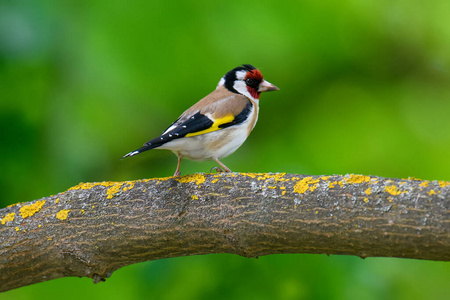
xmin=121 ymin=143 xmax=158 ymax=159
xmin=122 ymin=123 xmax=190 ymax=159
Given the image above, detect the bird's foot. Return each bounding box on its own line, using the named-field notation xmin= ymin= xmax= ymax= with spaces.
xmin=173 ymin=170 xmax=181 ymax=177
xmin=210 ymin=167 xmax=225 ymax=173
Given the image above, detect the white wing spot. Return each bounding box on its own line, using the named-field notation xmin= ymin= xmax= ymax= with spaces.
xmin=162 ymin=125 xmax=177 ymax=135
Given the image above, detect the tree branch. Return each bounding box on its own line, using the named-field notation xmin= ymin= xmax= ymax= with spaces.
xmin=1 ymin=173 xmax=449 ymax=292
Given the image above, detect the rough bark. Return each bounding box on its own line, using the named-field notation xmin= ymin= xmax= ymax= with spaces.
xmin=1 ymin=173 xmax=449 ymax=292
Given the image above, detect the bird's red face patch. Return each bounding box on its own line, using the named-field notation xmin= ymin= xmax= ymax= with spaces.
xmin=246 ymin=69 xmax=263 ymax=82
xmin=245 ymin=69 xmax=264 ymax=99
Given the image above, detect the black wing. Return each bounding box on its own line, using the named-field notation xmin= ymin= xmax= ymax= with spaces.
xmin=122 ymin=111 xmax=213 ymax=158
xmin=122 ymin=101 xmax=252 ymax=158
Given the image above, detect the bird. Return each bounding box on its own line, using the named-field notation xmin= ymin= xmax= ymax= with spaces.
xmin=122 ymin=64 xmax=279 ymax=176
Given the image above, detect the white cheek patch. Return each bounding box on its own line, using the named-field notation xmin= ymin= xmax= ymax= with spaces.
xmin=233 ymin=80 xmax=254 ymax=100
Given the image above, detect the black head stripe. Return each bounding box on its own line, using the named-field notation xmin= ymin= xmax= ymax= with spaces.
xmin=223 ymin=64 xmax=256 ymax=94
xmin=241 ymin=64 xmax=256 ymax=71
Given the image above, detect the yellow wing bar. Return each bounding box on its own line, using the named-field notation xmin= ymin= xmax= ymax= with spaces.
xmin=185 ymin=114 xmax=234 ymax=137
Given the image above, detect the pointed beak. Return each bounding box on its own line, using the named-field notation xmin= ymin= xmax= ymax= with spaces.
xmin=258 ymin=80 xmax=280 ymax=92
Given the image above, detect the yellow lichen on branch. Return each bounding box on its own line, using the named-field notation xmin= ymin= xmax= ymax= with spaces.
xmin=344 ymin=174 xmax=372 ymax=184
xmin=419 ymin=181 xmax=429 ymax=188
xmin=68 ymin=182 xmax=109 ymax=190
xmin=1 ymin=212 xmax=15 ymax=225
xmin=69 ymin=181 xmax=127 ymax=191
xmin=122 ymin=181 xmax=136 ymax=192
xmin=106 ymin=183 xmax=123 ymax=199
xmin=19 ymin=200 xmax=46 ymax=219
xmin=438 ymin=181 xmax=450 ymax=188
xmin=294 ymin=177 xmax=320 ymax=194
xmin=256 ymin=173 xmax=290 ymax=182
xmin=56 ymin=209 xmax=70 ymax=221
xmin=177 ymin=174 xmax=206 ymax=185
xmin=67 ymin=180 xmax=141 ymax=200
xmin=385 ymin=185 xmax=403 ymax=196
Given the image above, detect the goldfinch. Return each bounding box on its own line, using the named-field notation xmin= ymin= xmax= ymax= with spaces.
xmin=122 ymin=64 xmax=279 ymax=176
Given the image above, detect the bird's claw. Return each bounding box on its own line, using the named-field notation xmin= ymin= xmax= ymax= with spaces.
xmin=210 ymin=167 xmax=225 ymax=173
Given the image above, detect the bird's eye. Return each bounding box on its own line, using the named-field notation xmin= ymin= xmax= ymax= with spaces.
xmin=245 ymin=78 xmax=256 ymax=86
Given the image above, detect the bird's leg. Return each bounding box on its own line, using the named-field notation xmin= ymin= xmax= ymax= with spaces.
xmin=173 ymin=154 xmax=183 ymax=177
xmin=213 ymin=158 xmax=231 ymax=173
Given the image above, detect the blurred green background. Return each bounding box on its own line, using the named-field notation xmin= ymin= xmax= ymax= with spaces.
xmin=1 ymin=0 xmax=449 ymax=299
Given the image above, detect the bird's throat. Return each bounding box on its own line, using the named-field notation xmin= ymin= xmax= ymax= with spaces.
xmin=247 ymin=86 xmax=260 ymax=100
